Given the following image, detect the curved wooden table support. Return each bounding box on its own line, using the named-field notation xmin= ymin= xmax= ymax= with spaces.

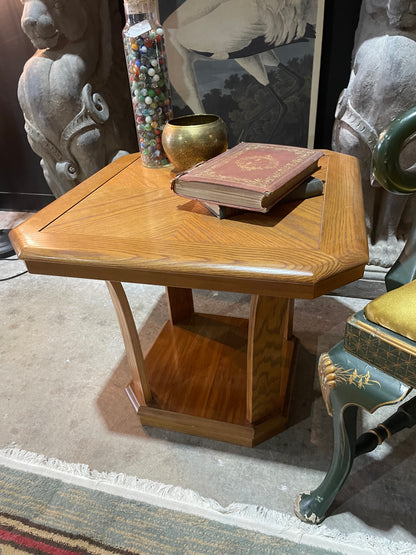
xmin=106 ymin=281 xmax=151 ymax=408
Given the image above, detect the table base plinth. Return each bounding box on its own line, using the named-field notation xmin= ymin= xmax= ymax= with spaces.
xmin=135 ymin=404 xmax=289 ymax=447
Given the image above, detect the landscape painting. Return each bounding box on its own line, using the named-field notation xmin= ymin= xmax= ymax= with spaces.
xmin=158 ymin=0 xmax=325 ymax=148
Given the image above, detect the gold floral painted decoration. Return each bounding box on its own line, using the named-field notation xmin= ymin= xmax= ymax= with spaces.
xmin=318 ymin=353 xmax=381 ymax=416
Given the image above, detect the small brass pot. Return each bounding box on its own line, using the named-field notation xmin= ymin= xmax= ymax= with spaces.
xmin=162 ymin=114 xmax=228 ymax=171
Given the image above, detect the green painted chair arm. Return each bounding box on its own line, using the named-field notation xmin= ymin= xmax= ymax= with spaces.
xmin=372 ymin=106 xmax=416 ymax=194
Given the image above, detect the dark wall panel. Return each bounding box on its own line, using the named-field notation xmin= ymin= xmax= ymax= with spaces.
xmin=0 ymin=0 xmax=54 ymax=211
xmin=314 ymin=1 xmax=362 ymax=148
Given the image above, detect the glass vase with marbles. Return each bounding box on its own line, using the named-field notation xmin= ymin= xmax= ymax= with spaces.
xmin=122 ymin=0 xmax=173 ymax=168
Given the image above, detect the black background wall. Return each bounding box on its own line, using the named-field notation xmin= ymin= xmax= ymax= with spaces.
xmin=314 ymin=0 xmax=362 ymax=148
xmin=1 ymin=0 xmax=362 ymax=212
xmin=0 ymin=0 xmax=54 ymax=211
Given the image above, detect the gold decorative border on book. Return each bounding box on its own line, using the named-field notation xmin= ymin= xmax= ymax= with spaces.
xmin=194 ymin=144 xmax=320 ymax=188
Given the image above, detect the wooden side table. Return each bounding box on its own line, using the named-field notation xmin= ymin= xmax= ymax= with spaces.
xmin=10 ymin=151 xmax=368 ymax=446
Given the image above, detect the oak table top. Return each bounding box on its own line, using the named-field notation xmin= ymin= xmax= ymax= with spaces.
xmin=10 ymin=151 xmax=368 ymax=298
xmin=10 ymin=150 xmax=368 ymax=446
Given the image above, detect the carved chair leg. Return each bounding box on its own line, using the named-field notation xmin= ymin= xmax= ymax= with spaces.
xmin=295 ymin=342 xmax=410 ymax=524
xmin=295 ymin=398 xmax=358 ymax=524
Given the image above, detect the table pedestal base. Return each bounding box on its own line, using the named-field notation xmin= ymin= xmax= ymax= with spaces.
xmin=108 ymin=282 xmax=297 ymax=447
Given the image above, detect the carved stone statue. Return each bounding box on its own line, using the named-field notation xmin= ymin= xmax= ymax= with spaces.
xmin=18 ymin=0 xmax=137 ymax=197
xmin=332 ymin=0 xmax=416 ymax=267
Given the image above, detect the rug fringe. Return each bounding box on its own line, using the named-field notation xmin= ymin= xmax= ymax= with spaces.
xmin=0 ymin=446 xmax=414 ymax=555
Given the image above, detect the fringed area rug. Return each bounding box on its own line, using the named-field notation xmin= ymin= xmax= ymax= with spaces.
xmin=0 ymin=448 xmax=413 ymax=555
xmin=0 ymin=450 xmax=335 ymax=555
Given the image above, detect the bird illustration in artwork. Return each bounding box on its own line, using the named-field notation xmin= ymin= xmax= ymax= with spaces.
xmin=163 ymin=0 xmax=317 ymax=120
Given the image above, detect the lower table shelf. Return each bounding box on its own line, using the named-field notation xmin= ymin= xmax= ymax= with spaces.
xmin=108 ymin=282 xmax=297 ymax=447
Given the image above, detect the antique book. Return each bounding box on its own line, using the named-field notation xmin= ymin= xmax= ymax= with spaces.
xmin=171 ymin=142 xmax=324 ymax=213
xmin=199 ymin=177 xmax=324 ymax=219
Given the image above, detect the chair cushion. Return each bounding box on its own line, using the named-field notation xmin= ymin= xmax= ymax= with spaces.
xmin=344 ymin=310 xmax=416 ymax=388
xmin=364 ymin=279 xmax=416 ymax=342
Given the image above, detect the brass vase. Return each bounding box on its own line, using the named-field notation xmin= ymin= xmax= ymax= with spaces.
xmin=161 ymin=114 xmax=228 ymax=171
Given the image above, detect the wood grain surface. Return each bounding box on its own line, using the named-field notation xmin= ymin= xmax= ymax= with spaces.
xmin=106 ymin=281 xmax=151 ymax=405
xmin=144 ymin=313 xmax=247 ymax=422
xmin=247 ymin=295 xmax=293 ymax=423
xmin=10 ymin=151 xmax=368 ymax=298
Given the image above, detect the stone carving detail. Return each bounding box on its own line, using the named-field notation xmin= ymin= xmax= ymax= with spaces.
xmin=332 ymin=0 xmax=416 ymax=267
xmin=18 ymin=0 xmax=136 ymax=197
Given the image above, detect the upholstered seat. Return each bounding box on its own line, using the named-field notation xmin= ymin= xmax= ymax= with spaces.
xmin=364 ymin=279 xmax=416 ymax=342
xmin=295 ymin=106 xmax=416 ymax=524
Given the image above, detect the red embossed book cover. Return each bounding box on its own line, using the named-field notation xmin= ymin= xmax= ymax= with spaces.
xmin=171 ymin=142 xmax=324 ymax=213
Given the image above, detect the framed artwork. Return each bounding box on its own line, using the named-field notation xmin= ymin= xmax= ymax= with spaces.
xmin=158 ymin=0 xmax=325 ymax=148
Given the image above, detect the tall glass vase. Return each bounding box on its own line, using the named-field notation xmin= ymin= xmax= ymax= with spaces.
xmin=122 ymin=0 xmax=173 ymax=168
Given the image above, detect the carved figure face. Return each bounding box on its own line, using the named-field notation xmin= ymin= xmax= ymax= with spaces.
xmin=20 ymin=0 xmax=89 ymax=49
